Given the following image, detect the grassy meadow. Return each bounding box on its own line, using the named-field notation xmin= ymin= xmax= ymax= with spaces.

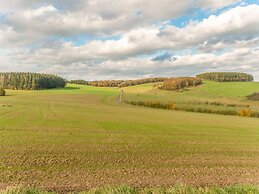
xmin=122 ymin=81 xmax=259 ymax=116
xmin=0 ymin=83 xmax=259 ymax=192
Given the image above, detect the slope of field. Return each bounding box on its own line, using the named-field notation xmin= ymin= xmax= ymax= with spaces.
xmin=0 ymin=84 xmax=259 ymax=192
xmin=123 ymin=81 xmax=259 ymax=114
xmin=123 ymin=81 xmax=259 ymax=99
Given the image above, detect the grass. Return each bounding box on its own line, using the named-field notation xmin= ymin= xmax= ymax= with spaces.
xmin=122 ymin=81 xmax=259 ymax=115
xmin=123 ymin=81 xmax=259 ymax=101
xmin=2 ymin=185 xmax=259 ymax=194
xmin=0 ymin=83 xmax=259 ymax=192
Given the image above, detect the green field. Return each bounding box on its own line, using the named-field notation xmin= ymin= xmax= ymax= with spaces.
xmin=1 ymin=83 xmax=259 ymax=192
xmin=123 ymin=81 xmax=259 ymax=115
xmin=123 ymin=81 xmax=259 ymax=98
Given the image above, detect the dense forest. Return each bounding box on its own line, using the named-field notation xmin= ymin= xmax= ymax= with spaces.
xmin=162 ymin=77 xmax=202 ymax=90
xmin=197 ymin=72 xmax=254 ymax=82
xmin=0 ymin=72 xmax=66 ymax=90
xmin=71 ymin=78 xmax=167 ymax=87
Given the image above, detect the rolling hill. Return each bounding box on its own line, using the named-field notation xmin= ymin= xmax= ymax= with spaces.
xmin=0 ymin=82 xmax=259 ymax=192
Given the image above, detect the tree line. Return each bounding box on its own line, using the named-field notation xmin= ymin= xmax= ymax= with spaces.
xmin=117 ymin=78 xmax=166 ymax=88
xmin=69 ymin=78 xmax=167 ymax=87
xmin=161 ymin=77 xmax=202 ymax=91
xmin=196 ymin=72 xmax=254 ymax=82
xmin=69 ymin=80 xmax=88 ymax=85
xmin=0 ymin=72 xmax=66 ymax=90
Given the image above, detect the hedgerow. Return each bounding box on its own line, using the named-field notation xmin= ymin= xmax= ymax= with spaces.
xmin=124 ymin=99 xmax=259 ymax=118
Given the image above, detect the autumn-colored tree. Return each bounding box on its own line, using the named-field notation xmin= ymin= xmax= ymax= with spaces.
xmin=162 ymin=77 xmax=202 ymax=91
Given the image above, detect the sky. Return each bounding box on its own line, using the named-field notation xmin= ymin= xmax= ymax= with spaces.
xmin=0 ymin=0 xmax=259 ymax=80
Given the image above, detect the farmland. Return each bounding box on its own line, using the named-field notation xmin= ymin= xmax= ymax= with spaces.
xmin=0 ymin=82 xmax=259 ymax=192
xmin=123 ymin=81 xmax=259 ymax=116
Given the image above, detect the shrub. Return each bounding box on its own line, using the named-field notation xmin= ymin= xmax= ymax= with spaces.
xmin=0 ymin=88 xmax=5 ymax=96
xmin=251 ymin=111 xmax=259 ymax=118
xmin=239 ymin=109 xmax=253 ymax=117
xmin=124 ymin=99 xmax=259 ymax=118
xmin=247 ymin=92 xmax=259 ymax=101
xmin=167 ymin=101 xmax=176 ymax=110
xmin=124 ymin=100 xmax=178 ymax=110
xmin=210 ymin=102 xmax=224 ymax=106
xmin=124 ymin=99 xmax=243 ymax=117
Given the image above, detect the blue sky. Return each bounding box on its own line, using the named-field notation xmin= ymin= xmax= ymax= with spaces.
xmin=0 ymin=0 xmax=259 ymax=80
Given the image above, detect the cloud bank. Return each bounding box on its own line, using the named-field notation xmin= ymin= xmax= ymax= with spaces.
xmin=0 ymin=0 xmax=259 ymax=80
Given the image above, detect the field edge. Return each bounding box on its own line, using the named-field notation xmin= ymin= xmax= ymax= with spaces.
xmin=1 ymin=184 xmax=259 ymax=194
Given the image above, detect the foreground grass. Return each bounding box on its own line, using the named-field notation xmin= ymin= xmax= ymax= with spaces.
xmin=0 ymin=84 xmax=259 ymax=190
xmin=2 ymin=185 xmax=259 ymax=194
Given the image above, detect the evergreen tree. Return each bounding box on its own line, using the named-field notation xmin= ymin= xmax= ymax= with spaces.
xmin=197 ymin=72 xmax=254 ymax=82
xmin=0 ymin=72 xmax=66 ymax=90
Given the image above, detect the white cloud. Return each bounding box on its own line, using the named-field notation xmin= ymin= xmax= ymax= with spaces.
xmin=39 ymin=46 xmax=259 ymax=80
xmin=11 ymin=5 xmax=259 ymax=62
xmin=1 ymin=1 xmax=259 ymax=80
xmin=1 ymin=1 xmax=189 ymax=38
xmin=161 ymin=4 xmax=259 ymax=48
xmin=1 ymin=0 xmax=241 ymax=39
xmin=24 ymin=5 xmax=57 ymax=18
